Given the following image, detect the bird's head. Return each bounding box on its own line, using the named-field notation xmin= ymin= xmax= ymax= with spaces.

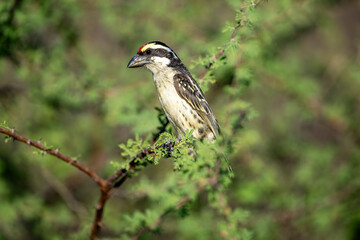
xmin=127 ymin=41 xmax=181 ymax=73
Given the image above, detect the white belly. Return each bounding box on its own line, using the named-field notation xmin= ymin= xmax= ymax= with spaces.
xmin=156 ymin=82 xmax=212 ymax=139
xmin=157 ymin=83 xmax=191 ymax=132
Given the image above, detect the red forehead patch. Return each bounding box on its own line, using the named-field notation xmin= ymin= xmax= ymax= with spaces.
xmin=137 ymin=43 xmax=148 ymax=54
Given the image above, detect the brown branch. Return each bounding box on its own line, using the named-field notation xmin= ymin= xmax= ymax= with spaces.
xmin=108 ymin=141 xmax=174 ymax=189
xmin=0 ymin=123 xmax=221 ymax=240
xmin=0 ymin=127 xmax=114 ymax=239
xmin=198 ymin=0 xmax=265 ymax=83
xmin=90 ymin=189 xmax=111 ymax=240
xmin=0 ymin=127 xmax=106 ymax=187
xmin=88 ymin=109 xmax=174 ymax=238
xmin=0 ymin=126 xmax=171 ymax=240
xmin=88 ymin=142 xmax=171 ymax=240
xmin=89 ymin=147 xmax=154 ymax=240
xmin=90 ymin=140 xmax=175 ymax=239
xmin=107 ymin=148 xmax=154 ymax=187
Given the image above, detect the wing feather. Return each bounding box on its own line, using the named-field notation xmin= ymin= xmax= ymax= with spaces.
xmin=173 ymin=73 xmax=219 ymax=136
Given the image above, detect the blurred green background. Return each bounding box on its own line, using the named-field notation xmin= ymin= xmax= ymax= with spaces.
xmin=1 ymin=0 xmax=360 ymax=239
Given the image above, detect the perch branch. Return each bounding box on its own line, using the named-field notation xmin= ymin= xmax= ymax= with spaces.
xmin=90 ymin=141 xmax=174 ymax=240
xmin=0 ymin=127 xmax=159 ymax=240
xmin=0 ymin=127 xmax=116 ymax=240
xmin=90 ymin=189 xmax=111 ymax=240
xmin=0 ymin=127 xmax=105 ymax=187
xmin=89 ymin=147 xmax=155 ymax=240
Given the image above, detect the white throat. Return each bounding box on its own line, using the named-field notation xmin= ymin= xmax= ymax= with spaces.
xmin=145 ymin=56 xmax=171 ymax=74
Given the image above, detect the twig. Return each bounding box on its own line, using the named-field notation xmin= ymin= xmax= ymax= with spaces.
xmin=89 ymin=147 xmax=154 ymax=240
xmin=88 ymin=141 xmax=175 ymax=239
xmin=107 ymin=148 xmax=154 ymax=188
xmin=90 ymin=189 xmax=111 ymax=240
xmin=90 ymin=140 xmax=175 ymax=239
xmin=0 ymin=127 xmax=110 ymax=240
xmin=0 ymin=127 xmax=105 ymax=187
xmin=109 ymin=141 xmax=175 ymax=189
xmin=198 ymin=0 xmax=265 ymax=83
xmin=0 ymin=126 xmax=171 ymax=240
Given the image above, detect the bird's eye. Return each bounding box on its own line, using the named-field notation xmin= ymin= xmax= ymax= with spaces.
xmin=145 ymin=49 xmax=151 ymax=55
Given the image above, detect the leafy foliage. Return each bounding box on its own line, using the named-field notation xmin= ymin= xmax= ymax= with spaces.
xmin=1 ymin=0 xmax=360 ymax=240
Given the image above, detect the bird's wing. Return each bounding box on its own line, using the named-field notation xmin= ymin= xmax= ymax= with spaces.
xmin=173 ymin=73 xmax=219 ymax=136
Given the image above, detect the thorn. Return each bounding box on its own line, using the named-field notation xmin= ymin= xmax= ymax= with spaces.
xmin=27 ymin=139 xmax=31 ymax=145
xmin=11 ymin=128 xmax=15 ymax=134
xmin=54 ymin=148 xmax=59 ymax=154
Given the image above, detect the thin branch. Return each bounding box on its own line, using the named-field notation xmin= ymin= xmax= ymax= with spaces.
xmin=0 ymin=127 xmax=115 ymax=240
xmin=89 ymin=149 xmax=153 ymax=240
xmin=90 ymin=189 xmax=111 ymax=240
xmin=0 ymin=127 xmax=106 ymax=188
xmin=0 ymin=126 xmax=175 ymax=239
xmin=198 ymin=0 xmax=265 ymax=83
xmin=90 ymin=141 xmax=174 ymax=239
xmin=108 ymin=141 xmax=175 ymax=189
xmin=107 ymin=147 xmax=154 ymax=187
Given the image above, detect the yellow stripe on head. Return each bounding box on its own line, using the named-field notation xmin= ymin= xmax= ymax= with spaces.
xmin=137 ymin=42 xmax=170 ymax=53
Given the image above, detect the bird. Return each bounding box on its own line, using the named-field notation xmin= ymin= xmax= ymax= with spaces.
xmin=127 ymin=41 xmax=219 ymax=141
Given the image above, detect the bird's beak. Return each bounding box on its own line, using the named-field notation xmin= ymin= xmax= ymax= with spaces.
xmin=127 ymin=54 xmax=150 ymax=68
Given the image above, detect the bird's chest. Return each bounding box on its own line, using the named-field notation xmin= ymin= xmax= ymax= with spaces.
xmin=154 ymin=73 xmax=184 ymax=117
xmin=153 ymin=73 xmax=200 ymax=134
